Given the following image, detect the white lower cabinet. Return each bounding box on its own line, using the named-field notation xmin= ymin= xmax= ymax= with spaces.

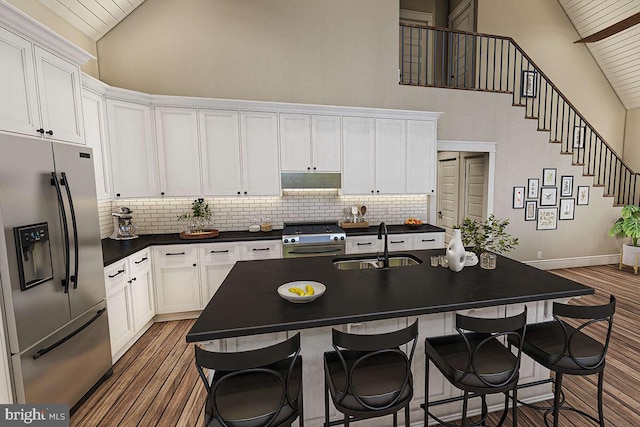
xmin=199 ymin=242 xmax=242 ymax=307
xmin=346 ymin=235 xmax=381 ymax=254
xmin=104 ymin=248 xmax=155 ymax=362
xmin=345 ymin=232 xmax=444 ymax=254
xmin=240 ymin=240 xmax=283 ymax=261
xmin=153 ymin=246 xmax=201 ymax=314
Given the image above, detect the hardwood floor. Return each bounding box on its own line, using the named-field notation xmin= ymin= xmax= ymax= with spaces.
xmin=71 ymin=265 xmax=640 ymax=426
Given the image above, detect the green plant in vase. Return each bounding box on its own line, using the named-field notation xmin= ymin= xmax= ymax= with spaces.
xmin=456 ymin=215 xmax=519 ymax=269
xmin=608 ymin=205 xmax=640 ymax=273
xmin=177 ymin=198 xmax=212 ymax=234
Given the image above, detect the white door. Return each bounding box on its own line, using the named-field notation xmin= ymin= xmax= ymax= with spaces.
xmin=463 ymin=155 xmax=487 ymax=223
xmin=33 ymin=46 xmax=84 ymax=144
xmin=0 ymin=27 xmax=39 ymax=136
xmin=240 ymin=112 xmax=280 ymax=196
xmin=399 ymin=10 xmax=434 ymax=85
xmin=106 ymin=283 xmax=134 ymax=356
xmin=106 ymin=99 xmax=157 ymax=198
xmin=342 ymin=117 xmax=375 ymax=195
xmin=199 ymin=109 xmax=242 ymax=196
xmin=129 ymin=268 xmax=155 ymax=331
xmin=311 ymin=115 xmax=341 ymax=172
xmin=437 ymin=153 xmax=459 ymax=243
xmin=406 ymin=120 xmax=436 ymax=194
xmin=279 ymin=113 xmax=311 ymax=171
xmin=82 ymin=91 xmax=110 ymax=200
xmin=375 ymin=118 xmax=406 ymax=194
xmin=155 ymin=107 xmax=201 ymax=196
xmin=448 ymin=0 xmax=475 ymax=88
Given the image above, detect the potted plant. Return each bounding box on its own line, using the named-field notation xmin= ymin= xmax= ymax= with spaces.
xmin=457 ymin=215 xmax=519 ymax=269
xmin=177 ymin=198 xmax=213 ymax=234
xmin=608 ymin=205 xmax=640 ymax=274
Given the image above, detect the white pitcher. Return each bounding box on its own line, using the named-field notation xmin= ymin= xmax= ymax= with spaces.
xmin=447 ymin=229 xmax=466 ymax=272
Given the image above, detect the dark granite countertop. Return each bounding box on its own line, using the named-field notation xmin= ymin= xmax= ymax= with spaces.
xmin=101 ymin=224 xmax=445 ymax=266
xmin=186 ymin=250 xmax=593 ymax=342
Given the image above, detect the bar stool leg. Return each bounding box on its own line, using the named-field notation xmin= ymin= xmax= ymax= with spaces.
xmin=405 ymin=402 xmax=410 ymax=427
xmin=461 ymin=391 xmax=469 ymax=427
xmin=424 ymin=360 xmax=430 ymax=427
xmin=299 ymin=375 xmax=304 ymax=427
xmin=324 ymin=374 xmax=329 ymax=427
xmin=552 ymin=373 xmax=563 ymax=427
xmin=598 ymin=369 xmax=605 ymax=427
xmin=344 ymin=414 xmax=349 ymax=427
xmin=512 ymin=385 xmax=518 ymax=427
xmin=393 ymin=411 xmax=398 ymax=427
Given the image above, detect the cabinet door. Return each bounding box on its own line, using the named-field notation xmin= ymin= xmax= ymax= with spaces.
xmin=200 ymin=243 xmax=242 ymax=307
xmin=106 ymin=99 xmax=157 ymax=198
xmin=199 ymin=109 xmax=242 ymax=196
xmin=82 ymin=91 xmax=110 ymax=200
xmin=129 ymin=267 xmax=155 ymax=331
xmin=375 ymin=118 xmax=406 ymax=194
xmin=279 ymin=113 xmax=311 ymax=171
xmin=200 ymin=264 xmax=234 ymax=308
xmin=0 ymin=27 xmax=39 ymax=136
xmin=156 ymin=107 xmax=201 ymax=196
xmin=406 ymin=120 xmax=436 ymax=194
xmin=106 ymin=282 xmax=134 ymax=357
xmin=311 ymin=115 xmax=341 ymax=172
xmin=342 ymin=117 xmax=375 ymax=195
xmin=345 ymin=235 xmax=381 ymax=254
xmin=153 ymin=247 xmax=200 ymax=314
xmin=240 ymin=112 xmax=280 ymax=196
xmin=33 ymin=46 xmax=84 ymax=144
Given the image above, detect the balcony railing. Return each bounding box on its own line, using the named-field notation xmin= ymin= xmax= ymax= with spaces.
xmin=400 ymin=24 xmax=637 ymax=206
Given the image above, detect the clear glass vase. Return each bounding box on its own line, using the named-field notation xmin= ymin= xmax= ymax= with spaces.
xmin=480 ymin=252 xmax=497 ymax=270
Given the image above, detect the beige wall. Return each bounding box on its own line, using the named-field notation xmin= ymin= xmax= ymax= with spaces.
xmin=6 ymin=0 xmax=99 ymax=77
xmin=476 ymin=0 xmax=626 ymax=155
xmin=624 ymin=108 xmax=640 ymax=171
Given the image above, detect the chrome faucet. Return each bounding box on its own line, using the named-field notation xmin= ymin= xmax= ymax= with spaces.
xmin=377 ymin=222 xmax=390 ymax=269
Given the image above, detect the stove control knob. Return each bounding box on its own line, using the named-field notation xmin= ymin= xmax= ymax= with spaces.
xmin=334 ymin=236 xmax=338 ymax=241
xmin=291 ymin=238 xmax=296 ymax=243
xmin=284 ymin=239 xmax=289 ymax=243
xmin=341 ymin=236 xmax=345 ymax=240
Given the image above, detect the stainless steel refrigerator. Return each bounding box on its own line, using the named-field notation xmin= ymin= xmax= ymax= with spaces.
xmin=0 ymin=135 xmax=112 ymax=409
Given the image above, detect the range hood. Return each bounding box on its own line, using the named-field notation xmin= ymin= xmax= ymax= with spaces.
xmin=281 ymin=172 xmax=341 ymax=189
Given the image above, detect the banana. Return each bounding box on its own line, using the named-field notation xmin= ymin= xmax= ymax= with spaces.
xmin=288 ymin=287 xmax=305 ymax=296
xmin=305 ymin=285 xmax=315 ymax=296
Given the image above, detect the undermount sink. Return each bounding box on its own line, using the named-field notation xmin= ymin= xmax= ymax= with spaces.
xmin=333 ymin=255 xmax=423 ymax=270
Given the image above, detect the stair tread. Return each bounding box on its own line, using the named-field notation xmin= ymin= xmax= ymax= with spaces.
xmin=524 ymin=116 xmax=539 ymax=120
xmin=550 ymin=140 xmax=564 ymax=144
xmin=584 ymin=174 xmax=595 ymax=177
xmin=398 ymin=82 xmax=512 ymax=94
xmin=538 ymin=128 xmax=551 ymax=132
xmin=513 ymin=103 xmax=526 ymax=107
xmin=593 ymin=184 xmax=605 ymax=187
xmin=573 ymin=163 xmax=585 ymax=166
xmin=560 ymin=152 xmax=573 ymax=155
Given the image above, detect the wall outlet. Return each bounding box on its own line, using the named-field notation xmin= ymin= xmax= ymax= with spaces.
xmin=537 ymin=251 xmax=542 ymax=259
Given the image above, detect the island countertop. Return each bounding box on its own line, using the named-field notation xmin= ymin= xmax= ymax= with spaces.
xmin=186 ymin=250 xmax=593 ymax=342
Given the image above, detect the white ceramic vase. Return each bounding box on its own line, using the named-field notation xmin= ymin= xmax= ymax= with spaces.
xmin=447 ymin=229 xmax=466 ymax=272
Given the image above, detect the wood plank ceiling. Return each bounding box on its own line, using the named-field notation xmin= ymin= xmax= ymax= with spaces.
xmin=38 ymin=0 xmax=145 ymax=41
xmin=559 ymin=0 xmax=640 ymax=110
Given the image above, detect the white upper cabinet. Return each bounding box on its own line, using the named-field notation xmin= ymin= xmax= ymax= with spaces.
xmin=33 ymin=47 xmax=84 ymax=144
xmin=240 ymin=112 xmax=280 ymax=196
xmin=200 ymin=109 xmax=242 ymax=196
xmin=155 ymin=107 xmax=201 ymax=196
xmin=0 ymin=27 xmax=39 ymax=136
xmin=375 ymin=118 xmax=406 ymax=194
xmin=82 ymin=90 xmax=110 ymax=200
xmin=342 ymin=117 xmax=375 ymax=195
xmin=280 ymin=114 xmax=341 ymax=173
xmin=106 ymin=99 xmax=157 ymax=198
xmin=406 ymin=120 xmax=436 ymax=194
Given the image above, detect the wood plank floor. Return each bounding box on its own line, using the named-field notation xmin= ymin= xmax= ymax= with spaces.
xmin=71 ymin=264 xmax=640 ymax=426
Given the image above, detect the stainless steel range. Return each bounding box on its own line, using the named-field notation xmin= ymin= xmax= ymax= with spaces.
xmin=282 ymin=222 xmax=346 ymax=258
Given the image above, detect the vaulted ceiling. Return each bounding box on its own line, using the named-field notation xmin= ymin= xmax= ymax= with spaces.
xmin=38 ymin=0 xmax=145 ymax=41
xmin=559 ymin=0 xmax=640 ymax=110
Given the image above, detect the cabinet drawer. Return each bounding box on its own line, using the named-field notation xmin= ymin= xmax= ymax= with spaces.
xmin=241 ymin=241 xmax=282 ymax=260
xmin=345 ymin=236 xmax=381 ymax=254
xmin=201 ymin=243 xmax=242 ymax=265
xmin=386 ymin=234 xmax=412 ymax=252
xmin=153 ymin=245 xmax=198 ymax=267
xmin=129 ymin=249 xmax=151 ymax=275
xmin=104 ymin=260 xmax=128 ymax=295
xmin=412 ymin=233 xmax=444 ymax=250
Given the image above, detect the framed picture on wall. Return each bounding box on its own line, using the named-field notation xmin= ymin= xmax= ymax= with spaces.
xmin=577 ymin=186 xmax=590 ymax=205
xmin=559 ymin=198 xmax=575 ymax=220
xmin=513 ymin=186 xmax=525 ymax=209
xmin=527 ymin=178 xmax=539 ymax=199
xmin=537 ymin=207 xmax=558 ymax=230
xmin=521 ymin=70 xmax=537 ymax=97
xmin=561 ymin=175 xmax=573 ymax=197
xmin=540 ymin=187 xmax=557 ymax=206
xmin=543 ymin=168 xmax=557 ymax=186
xmin=573 ymin=126 xmax=586 ymax=149
xmin=525 ymin=201 xmax=537 ymax=221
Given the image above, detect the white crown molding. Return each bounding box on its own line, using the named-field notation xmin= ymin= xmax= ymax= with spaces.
xmin=0 ymin=0 xmax=94 ymax=65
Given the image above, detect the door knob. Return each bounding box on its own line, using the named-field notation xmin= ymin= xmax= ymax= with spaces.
xmin=438 ymin=210 xmax=443 ymax=219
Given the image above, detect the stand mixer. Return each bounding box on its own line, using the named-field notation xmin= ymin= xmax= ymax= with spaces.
xmin=109 ymin=207 xmax=139 ymax=240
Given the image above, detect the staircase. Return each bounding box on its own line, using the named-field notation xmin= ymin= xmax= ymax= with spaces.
xmin=399 ymin=24 xmax=637 ymax=206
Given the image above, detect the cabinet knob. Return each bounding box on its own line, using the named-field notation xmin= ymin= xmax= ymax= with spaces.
xmin=36 ymin=128 xmax=44 ymax=134
xmin=116 ymin=193 xmax=121 ymax=197
xmin=307 ymin=167 xmax=311 ymax=170
xmin=376 ymin=190 xmax=380 ymax=193
xmin=160 ymin=192 xmax=165 ymax=196
xmin=371 ymin=190 xmax=374 ymax=193
xmin=244 ymin=191 xmax=247 ymax=195
xmin=131 ymin=277 xmax=137 ymax=281
xmin=46 ymin=130 xmax=54 ymax=136
xmin=193 ymin=263 xmax=197 ymax=267
xmin=313 ymin=167 xmax=316 ymax=170
xmin=237 ymin=191 xmax=241 ymax=195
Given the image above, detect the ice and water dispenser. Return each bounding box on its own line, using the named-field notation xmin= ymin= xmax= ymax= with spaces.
xmin=14 ymin=223 xmax=53 ymax=291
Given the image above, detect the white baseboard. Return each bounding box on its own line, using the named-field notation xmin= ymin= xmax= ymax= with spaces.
xmin=153 ymin=311 xmax=201 ymax=322
xmin=524 ymin=254 xmax=619 ymax=270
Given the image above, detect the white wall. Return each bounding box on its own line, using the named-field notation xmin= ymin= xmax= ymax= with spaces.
xmin=624 ymin=108 xmax=640 ymax=171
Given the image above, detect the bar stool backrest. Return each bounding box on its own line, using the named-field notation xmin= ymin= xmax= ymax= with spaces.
xmin=454 ymin=308 xmax=527 ymax=388
xmin=331 ymin=321 xmax=419 ymax=411
xmin=194 ymin=333 xmax=301 ymax=427
xmin=551 ymin=295 xmax=616 ymax=370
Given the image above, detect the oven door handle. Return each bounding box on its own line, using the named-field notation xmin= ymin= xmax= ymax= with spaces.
xmin=287 ymin=248 xmax=342 ymax=255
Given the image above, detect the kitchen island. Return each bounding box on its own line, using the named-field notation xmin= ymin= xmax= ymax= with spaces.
xmin=187 ymin=250 xmax=593 ymax=426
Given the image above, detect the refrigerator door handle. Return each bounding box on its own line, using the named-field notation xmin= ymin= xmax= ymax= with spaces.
xmin=61 ymin=172 xmax=79 ymax=289
xmin=32 ymin=308 xmax=107 ymax=360
xmin=51 ymin=172 xmax=70 ymax=293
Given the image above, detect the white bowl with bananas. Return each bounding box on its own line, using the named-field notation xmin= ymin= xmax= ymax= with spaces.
xmin=277 ymin=281 xmax=326 ymax=303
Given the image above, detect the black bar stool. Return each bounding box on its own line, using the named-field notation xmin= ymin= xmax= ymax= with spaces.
xmin=508 ymin=295 xmax=616 ymax=427
xmin=323 ymin=321 xmax=419 ymax=427
xmin=423 ymin=308 xmax=527 ymax=427
xmin=194 ymin=333 xmax=303 ymax=427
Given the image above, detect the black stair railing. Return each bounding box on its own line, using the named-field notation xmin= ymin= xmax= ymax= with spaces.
xmin=400 ymin=24 xmax=638 ymax=206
